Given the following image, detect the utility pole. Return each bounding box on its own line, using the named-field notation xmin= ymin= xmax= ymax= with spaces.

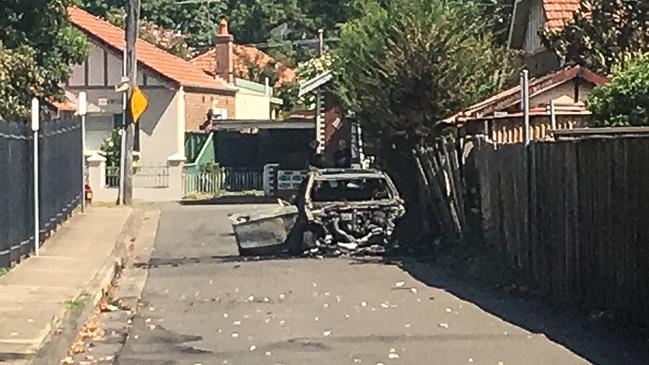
xmin=123 ymin=0 xmax=140 ymax=205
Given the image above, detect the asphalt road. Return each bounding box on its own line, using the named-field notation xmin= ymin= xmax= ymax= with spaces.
xmin=116 ymin=204 xmax=649 ymax=365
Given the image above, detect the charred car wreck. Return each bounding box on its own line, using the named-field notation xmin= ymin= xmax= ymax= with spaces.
xmin=230 ymin=168 xmax=405 ymax=256
xmin=292 ymin=168 xmax=405 ymax=256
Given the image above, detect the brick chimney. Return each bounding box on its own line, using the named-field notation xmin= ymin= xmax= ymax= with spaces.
xmin=213 ymin=17 xmax=234 ymax=83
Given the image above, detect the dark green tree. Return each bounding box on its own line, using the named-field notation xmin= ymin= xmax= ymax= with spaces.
xmin=334 ymin=0 xmax=515 ymax=147
xmin=0 ymin=0 xmax=88 ymax=120
xmin=542 ymin=0 xmax=649 ymax=74
xmin=80 ymin=0 xmax=227 ymax=51
xmin=587 ymin=54 xmax=649 ymax=126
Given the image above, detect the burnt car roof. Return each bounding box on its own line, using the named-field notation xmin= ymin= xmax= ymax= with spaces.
xmin=311 ymin=168 xmax=386 ymax=180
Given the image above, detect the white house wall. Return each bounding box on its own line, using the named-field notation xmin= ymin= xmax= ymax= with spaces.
xmin=528 ymin=81 xmax=595 ymax=107
xmin=235 ymin=89 xmax=271 ymax=119
xmin=66 ymin=38 xmax=181 ymax=166
xmin=138 ymin=89 xmax=180 ymax=165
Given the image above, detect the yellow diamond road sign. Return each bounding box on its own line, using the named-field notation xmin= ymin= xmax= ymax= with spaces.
xmin=129 ymin=85 xmax=148 ymax=123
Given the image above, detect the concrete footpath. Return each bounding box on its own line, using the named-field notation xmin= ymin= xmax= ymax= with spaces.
xmin=0 ymin=207 xmax=134 ymax=364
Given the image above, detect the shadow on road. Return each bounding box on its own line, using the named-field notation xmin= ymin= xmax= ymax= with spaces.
xmin=134 ymin=254 xmax=316 ymax=269
xmin=394 ymin=258 xmax=649 ymax=365
xmin=179 ymin=195 xmax=277 ymax=206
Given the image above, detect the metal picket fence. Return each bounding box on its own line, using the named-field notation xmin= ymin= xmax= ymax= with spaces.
xmin=105 ymin=164 xmax=169 ymax=189
xmin=0 ymin=118 xmax=82 ymax=268
xmin=183 ymin=167 xmax=263 ymax=197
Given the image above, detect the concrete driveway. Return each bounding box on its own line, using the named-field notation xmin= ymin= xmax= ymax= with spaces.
xmin=116 ymin=204 xmax=649 ymax=365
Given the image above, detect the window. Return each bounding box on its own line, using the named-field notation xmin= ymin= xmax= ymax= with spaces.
xmin=311 ymin=178 xmax=392 ymax=202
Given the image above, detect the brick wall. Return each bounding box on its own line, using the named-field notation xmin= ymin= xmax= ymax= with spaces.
xmin=184 ymin=90 xmax=236 ymax=131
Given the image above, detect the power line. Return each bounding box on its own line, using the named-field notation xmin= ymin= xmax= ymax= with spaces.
xmin=243 ymin=37 xmax=340 ymax=49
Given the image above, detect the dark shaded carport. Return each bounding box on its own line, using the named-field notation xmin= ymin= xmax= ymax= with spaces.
xmin=210 ymin=120 xmax=315 ymax=170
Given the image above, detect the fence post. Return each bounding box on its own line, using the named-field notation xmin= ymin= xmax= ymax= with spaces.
xmin=87 ymin=153 xmax=107 ymax=191
xmin=167 ymin=153 xmax=186 ymax=200
xmin=521 ymin=70 xmax=530 ymax=146
xmin=31 ymin=98 xmax=40 ymax=256
xmin=78 ymin=92 xmax=87 ymax=213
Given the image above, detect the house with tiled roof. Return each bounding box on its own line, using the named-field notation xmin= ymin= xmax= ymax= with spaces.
xmin=445 ymin=65 xmax=607 ymax=144
xmin=191 ymin=19 xmax=293 ymax=120
xmin=509 ymin=0 xmax=581 ymax=76
xmin=58 ymin=7 xmax=238 ymax=166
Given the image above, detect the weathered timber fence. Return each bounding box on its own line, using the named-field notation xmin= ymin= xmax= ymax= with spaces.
xmin=461 ymin=135 xmax=649 ymax=325
xmin=0 ymin=118 xmax=82 ymax=268
xmin=414 ymin=137 xmax=467 ymax=241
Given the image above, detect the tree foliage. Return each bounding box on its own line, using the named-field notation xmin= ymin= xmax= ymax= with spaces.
xmin=80 ymin=0 xmax=227 ymax=52
xmin=334 ymin=0 xmax=515 ymax=147
xmin=587 ymin=54 xmax=649 ymax=126
xmin=0 ymin=0 xmax=88 ymax=119
xmin=543 ymin=0 xmax=649 ymax=74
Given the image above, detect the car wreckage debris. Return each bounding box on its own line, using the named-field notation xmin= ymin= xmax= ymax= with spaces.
xmin=230 ymin=168 xmax=405 ymax=257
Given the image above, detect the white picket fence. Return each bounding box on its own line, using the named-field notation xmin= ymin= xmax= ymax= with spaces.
xmin=183 ymin=168 xmax=264 ymax=197
xmin=183 ymin=172 xmax=223 ymax=196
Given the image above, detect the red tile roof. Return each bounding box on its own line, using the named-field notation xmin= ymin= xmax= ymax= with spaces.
xmin=67 ymin=7 xmax=233 ymax=91
xmin=445 ymin=65 xmax=607 ymax=123
xmin=191 ymin=45 xmax=296 ymax=86
xmin=543 ymin=0 xmax=581 ymax=31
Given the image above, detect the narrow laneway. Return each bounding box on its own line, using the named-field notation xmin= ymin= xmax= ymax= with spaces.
xmin=116 ymin=204 xmax=649 ymax=365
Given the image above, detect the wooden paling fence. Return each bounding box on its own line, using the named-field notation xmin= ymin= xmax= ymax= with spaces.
xmin=461 ymin=136 xmax=649 ymax=325
xmin=414 ymin=137 xmax=467 ymax=241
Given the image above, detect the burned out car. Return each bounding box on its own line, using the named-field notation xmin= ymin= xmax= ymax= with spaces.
xmin=289 ymin=168 xmax=405 ymax=256
xmin=229 ymin=168 xmax=405 ymax=256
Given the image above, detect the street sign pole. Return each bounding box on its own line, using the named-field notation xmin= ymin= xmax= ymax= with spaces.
xmin=31 ymin=98 xmax=40 ymax=256
xmin=78 ymin=92 xmax=87 ymax=213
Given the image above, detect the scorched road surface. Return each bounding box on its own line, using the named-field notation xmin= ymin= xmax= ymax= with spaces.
xmin=116 ymin=204 xmax=649 ymax=365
